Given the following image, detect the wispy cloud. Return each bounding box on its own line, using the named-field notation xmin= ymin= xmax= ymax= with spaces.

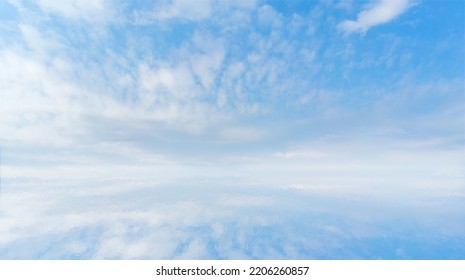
xmin=338 ymin=0 xmax=413 ymax=34
xmin=133 ymin=0 xmax=258 ymax=24
xmin=137 ymin=0 xmax=213 ymax=22
xmin=27 ymin=0 xmax=115 ymax=23
xmin=220 ymin=126 xmax=267 ymax=142
xmin=274 ymin=150 xmax=330 ymax=159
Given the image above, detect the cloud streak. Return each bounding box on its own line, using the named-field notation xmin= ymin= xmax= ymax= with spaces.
xmin=338 ymin=0 xmax=412 ymax=34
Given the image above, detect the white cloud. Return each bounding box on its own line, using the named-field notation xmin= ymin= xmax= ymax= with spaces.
xmin=34 ymin=0 xmax=116 ymax=23
xmin=180 ymin=33 xmax=226 ymax=92
xmin=0 ymin=29 xmax=227 ymax=152
xmin=159 ymin=0 xmax=212 ymax=21
xmin=220 ymin=126 xmax=266 ymax=142
xmin=218 ymin=0 xmax=258 ymax=11
xmin=274 ymin=149 xmax=330 ymax=159
xmin=134 ymin=0 xmax=259 ymax=24
xmin=138 ymin=63 xmax=196 ymax=103
xmin=135 ymin=0 xmax=212 ymax=23
xmin=19 ymin=24 xmax=63 ymax=56
xmin=219 ymin=195 xmax=275 ymax=208
xmin=0 ymin=50 xmax=86 ymax=146
xmin=338 ymin=0 xmax=412 ymax=34
xmin=1 ymin=152 xmax=464 ymax=259
xmin=136 ymin=62 xmax=217 ymax=132
xmin=257 ymin=4 xmax=283 ymax=28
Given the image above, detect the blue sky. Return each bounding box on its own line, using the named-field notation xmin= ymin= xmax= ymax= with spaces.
xmin=0 ymin=0 xmax=464 ymax=259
